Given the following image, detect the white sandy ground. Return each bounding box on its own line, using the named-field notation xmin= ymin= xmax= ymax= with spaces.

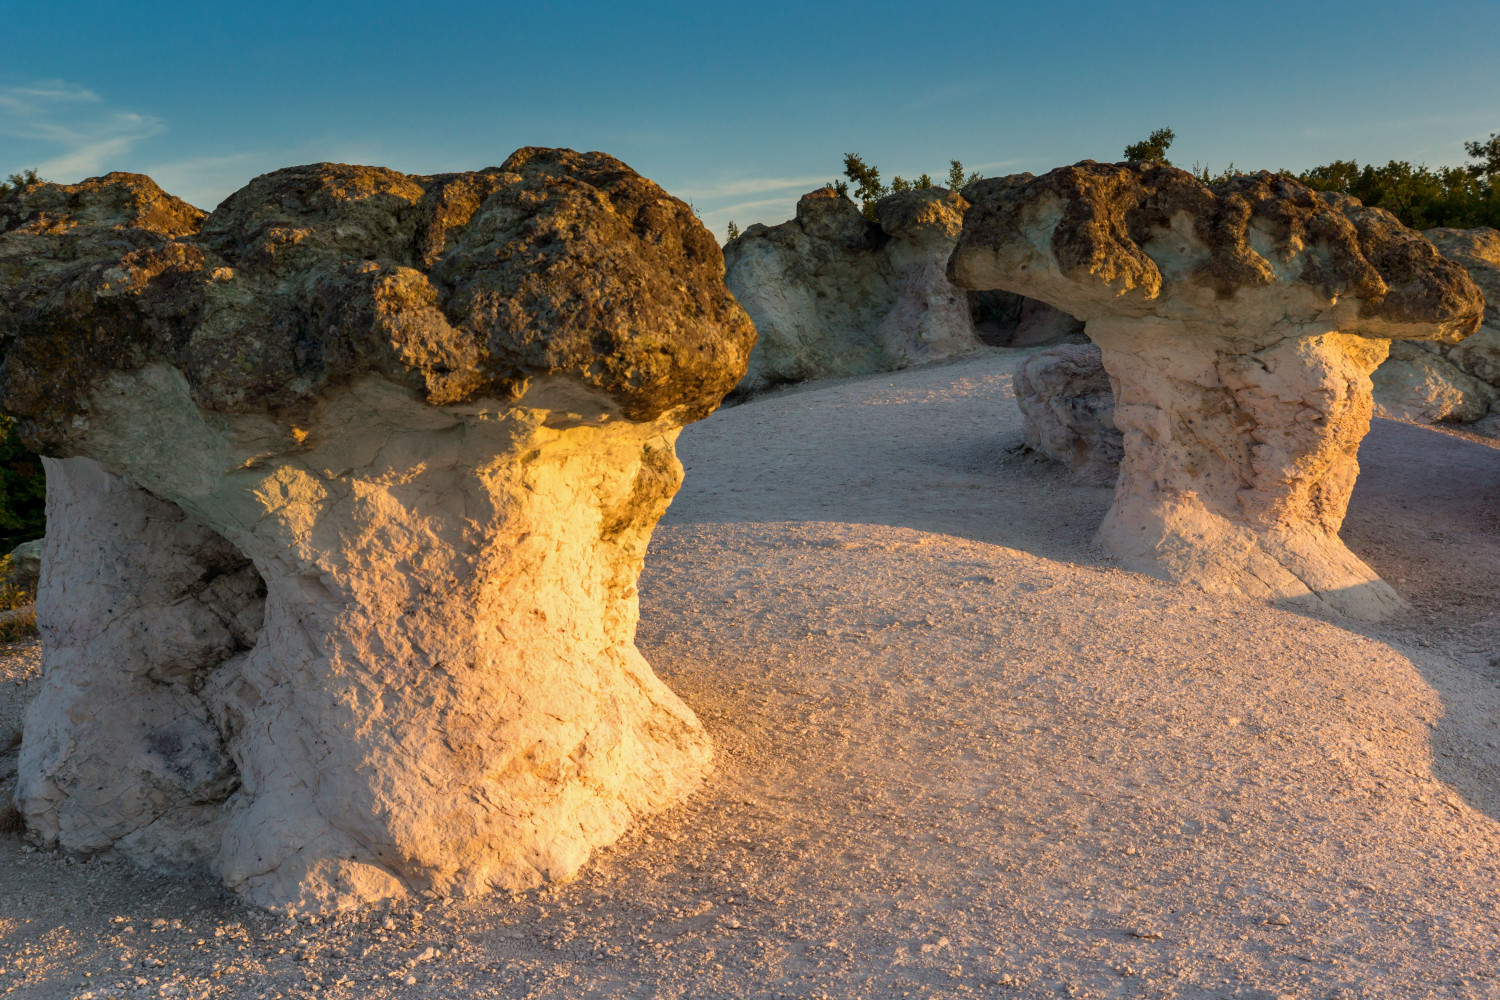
xmin=2 ymin=347 xmax=1500 ymax=999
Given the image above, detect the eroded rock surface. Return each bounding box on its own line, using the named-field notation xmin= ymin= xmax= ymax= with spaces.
xmin=1372 ymin=227 xmax=1500 ymax=436
xmin=951 ymin=163 xmax=1483 ymax=618
xmin=1014 ymin=344 xmax=1121 ymax=484
xmin=725 ymin=187 xmax=1080 ymax=395
xmin=0 ymin=151 xmax=755 ymax=913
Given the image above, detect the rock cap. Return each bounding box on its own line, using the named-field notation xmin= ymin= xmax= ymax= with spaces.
xmin=0 ymin=149 xmax=755 ymax=449
xmin=949 ymin=161 xmax=1483 ymax=341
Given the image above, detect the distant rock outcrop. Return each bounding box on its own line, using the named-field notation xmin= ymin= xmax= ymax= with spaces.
xmin=0 ymin=150 xmax=755 ymax=914
xmin=951 ymin=162 xmax=1482 ymax=620
xmin=724 ymin=187 xmax=1081 ymax=395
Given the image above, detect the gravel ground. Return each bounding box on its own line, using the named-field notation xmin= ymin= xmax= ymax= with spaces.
xmin=2 ymin=347 xmax=1499 ymax=999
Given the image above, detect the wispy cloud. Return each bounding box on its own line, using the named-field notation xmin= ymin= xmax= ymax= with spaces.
xmin=898 ymin=79 xmax=994 ymax=114
xmin=0 ymin=81 xmax=162 ymax=181
xmin=674 ymin=175 xmax=831 ymax=201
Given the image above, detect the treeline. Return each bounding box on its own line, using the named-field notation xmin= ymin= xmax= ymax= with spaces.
xmin=1131 ymin=127 xmax=1500 ymax=231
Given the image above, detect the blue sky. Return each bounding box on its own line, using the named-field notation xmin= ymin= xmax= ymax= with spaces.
xmin=2 ymin=0 xmax=1498 ymax=242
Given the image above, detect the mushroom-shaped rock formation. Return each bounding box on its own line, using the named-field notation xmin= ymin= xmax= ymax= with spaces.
xmin=724 ymin=187 xmax=1083 ymax=396
xmin=0 ymin=150 xmax=755 ymax=913
xmin=1014 ymin=343 xmax=1122 ymax=484
xmin=949 ymin=163 xmax=1483 ymax=618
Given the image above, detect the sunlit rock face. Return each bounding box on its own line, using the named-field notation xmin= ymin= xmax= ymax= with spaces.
xmin=723 ymin=187 xmax=1083 ymax=395
xmin=0 ymin=151 xmax=755 ymax=913
xmin=950 ymin=162 xmax=1483 ymax=619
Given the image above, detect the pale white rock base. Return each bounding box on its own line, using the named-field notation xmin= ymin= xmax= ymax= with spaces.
xmin=16 ymin=365 xmax=712 ymax=914
xmin=1089 ymin=322 xmax=1403 ymax=620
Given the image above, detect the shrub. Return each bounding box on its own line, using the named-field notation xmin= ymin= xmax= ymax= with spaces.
xmin=725 ymin=220 xmax=740 ymax=241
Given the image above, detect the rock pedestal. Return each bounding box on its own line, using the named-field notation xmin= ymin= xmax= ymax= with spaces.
xmin=951 ymin=163 xmax=1483 ymax=618
xmin=0 ymin=151 xmax=755 ymax=912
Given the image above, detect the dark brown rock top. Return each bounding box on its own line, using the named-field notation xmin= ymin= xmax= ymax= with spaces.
xmin=950 ymin=161 xmax=1483 ymax=341
xmin=0 ymin=149 xmax=755 ymax=449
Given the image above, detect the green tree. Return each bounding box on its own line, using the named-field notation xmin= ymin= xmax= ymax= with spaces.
xmin=843 ymin=153 xmax=887 ymax=218
xmin=1124 ymin=128 xmax=1176 ymax=165
xmin=725 ymin=220 xmax=740 ymax=241
xmin=914 ymin=173 xmax=933 ymax=190
xmin=1465 ymin=132 xmax=1500 ymax=181
xmin=0 ymin=415 xmax=45 ymax=551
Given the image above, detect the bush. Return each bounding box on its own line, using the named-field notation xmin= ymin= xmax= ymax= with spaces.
xmin=1124 ymin=128 xmax=1175 ymax=165
xmin=0 ymin=415 xmax=45 ymax=552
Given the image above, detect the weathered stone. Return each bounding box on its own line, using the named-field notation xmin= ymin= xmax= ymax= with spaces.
xmin=0 ymin=150 xmax=755 ymax=913
xmin=1015 ymin=344 xmax=1122 ymax=484
xmin=724 ymin=187 xmax=970 ymax=394
xmin=1372 ymin=339 xmax=1496 ymax=423
xmin=951 ymin=162 xmax=1483 ymax=619
xmin=725 ymin=187 xmax=1080 ymax=395
xmin=3 ymin=539 xmax=41 ymax=592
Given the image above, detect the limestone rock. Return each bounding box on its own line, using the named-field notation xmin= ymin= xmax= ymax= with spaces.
xmin=3 ymin=539 xmax=41 ymax=592
xmin=1015 ymin=344 xmax=1122 ymax=484
xmin=951 ymin=163 xmax=1483 ymax=619
xmin=725 ymin=187 xmax=1079 ymax=395
xmin=0 ymin=150 xmax=755 ymax=913
xmin=724 ymin=187 xmax=968 ymax=393
xmin=1372 ymin=340 xmax=1496 ymax=423
xmin=1410 ymin=227 xmax=1500 ymax=433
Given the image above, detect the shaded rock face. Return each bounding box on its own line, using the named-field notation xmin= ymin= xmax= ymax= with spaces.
xmin=951 ymin=162 xmax=1482 ymax=619
xmin=1014 ymin=344 xmax=1121 ymax=484
xmin=0 ymin=151 xmax=755 ymax=914
xmin=724 ymin=188 xmax=1081 ymax=395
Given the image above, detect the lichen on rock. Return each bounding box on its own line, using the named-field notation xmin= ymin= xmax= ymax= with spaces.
xmin=950 ymin=162 xmax=1483 ymax=619
xmin=0 ymin=151 xmax=755 ymax=913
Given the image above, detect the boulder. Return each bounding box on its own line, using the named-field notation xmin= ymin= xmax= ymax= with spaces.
xmin=3 ymin=539 xmax=41 ymax=592
xmin=0 ymin=150 xmax=755 ymax=913
xmin=724 ymin=187 xmax=1082 ymax=395
xmin=1014 ymin=344 xmax=1121 ymax=484
xmin=950 ymin=163 xmax=1483 ymax=619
